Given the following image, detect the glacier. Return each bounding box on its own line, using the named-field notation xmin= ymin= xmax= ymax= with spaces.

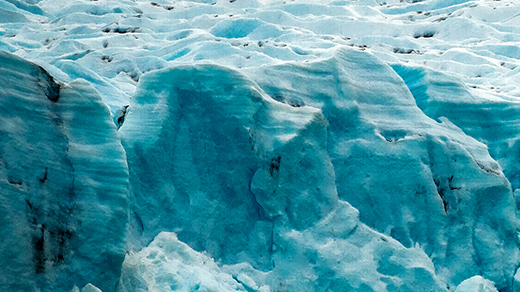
xmin=1 ymin=0 xmax=520 ymax=291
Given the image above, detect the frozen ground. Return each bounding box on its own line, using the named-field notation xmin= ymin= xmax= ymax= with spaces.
xmin=1 ymin=0 xmax=520 ymax=291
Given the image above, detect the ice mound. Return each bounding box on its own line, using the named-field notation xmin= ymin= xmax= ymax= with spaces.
xmin=119 ymin=62 xmax=336 ymax=264
xmin=120 ymin=232 xmax=250 ymax=292
xmin=454 ymin=276 xmax=498 ymax=292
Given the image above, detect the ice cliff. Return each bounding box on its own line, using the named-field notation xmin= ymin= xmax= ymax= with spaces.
xmin=1 ymin=0 xmax=520 ymax=291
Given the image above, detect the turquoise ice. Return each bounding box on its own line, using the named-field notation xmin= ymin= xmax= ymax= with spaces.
xmin=1 ymin=0 xmax=520 ymax=291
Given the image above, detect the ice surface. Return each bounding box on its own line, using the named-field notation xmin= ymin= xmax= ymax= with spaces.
xmin=2 ymin=0 xmax=520 ymax=291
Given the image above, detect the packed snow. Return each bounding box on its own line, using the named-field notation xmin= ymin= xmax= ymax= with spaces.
xmin=1 ymin=0 xmax=520 ymax=291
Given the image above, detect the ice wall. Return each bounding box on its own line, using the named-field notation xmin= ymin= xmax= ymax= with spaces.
xmin=0 ymin=52 xmax=129 ymax=292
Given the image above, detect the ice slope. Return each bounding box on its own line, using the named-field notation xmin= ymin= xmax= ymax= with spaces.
xmin=0 ymin=52 xmax=129 ymax=292
xmin=1 ymin=0 xmax=520 ymax=291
